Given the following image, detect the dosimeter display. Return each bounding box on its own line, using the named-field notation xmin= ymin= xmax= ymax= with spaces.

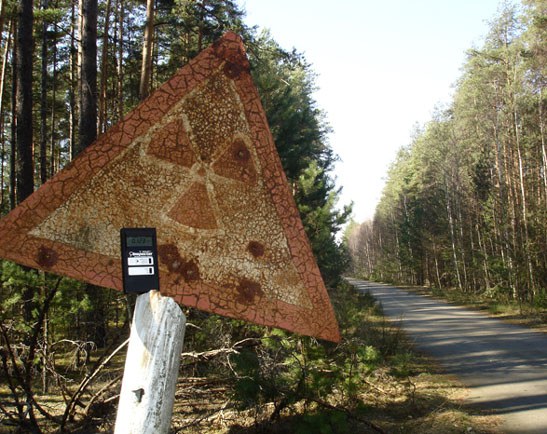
xmin=120 ymin=228 xmax=159 ymax=294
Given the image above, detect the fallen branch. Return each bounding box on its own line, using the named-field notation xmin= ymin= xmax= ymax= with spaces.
xmin=181 ymin=338 xmax=261 ymax=363
xmin=60 ymin=337 xmax=129 ymax=428
xmin=82 ymin=373 xmax=123 ymax=416
xmin=174 ymin=399 xmax=234 ymax=432
xmin=363 ymin=376 xmax=390 ymax=395
xmin=177 ymin=376 xmax=233 ymax=388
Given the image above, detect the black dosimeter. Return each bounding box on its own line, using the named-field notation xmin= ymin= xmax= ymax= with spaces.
xmin=120 ymin=228 xmax=159 ymax=294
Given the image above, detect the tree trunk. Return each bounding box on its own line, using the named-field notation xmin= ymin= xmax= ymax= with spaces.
xmin=0 ymin=18 xmax=13 ymax=211
xmin=39 ymin=0 xmax=48 ymax=185
xmin=433 ymin=243 xmax=442 ymax=290
xmin=455 ymin=196 xmax=468 ymax=290
xmin=116 ymin=0 xmax=124 ymax=119
xmin=0 ymin=0 xmax=7 ymax=48
xmin=78 ymin=0 xmax=110 ymax=349
xmin=98 ymin=0 xmax=111 ymax=133
xmin=445 ymin=185 xmax=462 ymax=291
xmin=9 ymin=22 xmax=16 ymax=209
xmin=77 ymin=0 xmax=97 ymax=155
xmin=15 ymin=0 xmax=35 ymax=330
xmin=540 ymin=90 xmax=547 ymax=202
xmin=476 ymin=221 xmax=490 ymax=291
xmin=68 ymin=0 xmax=77 ymax=159
xmin=13 ymin=3 xmax=39 ymax=426
xmin=49 ymin=38 xmax=57 ymax=177
xmin=515 ymin=109 xmax=535 ymax=296
xmin=15 ymin=0 xmax=34 ymax=204
xmin=139 ymin=0 xmax=154 ymax=100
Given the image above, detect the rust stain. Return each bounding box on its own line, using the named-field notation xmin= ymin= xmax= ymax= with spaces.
xmin=236 ymin=278 xmax=263 ymax=304
xmin=233 ymin=141 xmax=250 ymax=162
xmin=158 ymin=244 xmax=200 ymax=282
xmin=197 ymin=166 xmax=206 ymax=177
xmin=223 ymin=61 xmax=245 ymax=79
xmin=211 ymin=138 xmax=257 ymax=185
xmin=247 ymin=241 xmax=265 ymax=258
xmin=35 ymin=246 xmax=58 ymax=268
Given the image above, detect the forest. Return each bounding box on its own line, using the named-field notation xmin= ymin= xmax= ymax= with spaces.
xmin=348 ymin=0 xmax=546 ymax=307
xmin=1 ymin=0 xmax=545 ymax=432
xmin=0 ymin=0 xmax=361 ymax=432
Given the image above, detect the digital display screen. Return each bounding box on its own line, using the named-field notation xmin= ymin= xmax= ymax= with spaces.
xmin=126 ymin=236 xmax=153 ymax=248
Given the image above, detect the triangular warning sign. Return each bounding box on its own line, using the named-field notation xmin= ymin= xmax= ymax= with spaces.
xmin=0 ymin=32 xmax=340 ymax=342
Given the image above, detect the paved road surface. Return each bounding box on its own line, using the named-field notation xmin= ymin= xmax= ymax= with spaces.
xmin=347 ymin=279 xmax=547 ymax=434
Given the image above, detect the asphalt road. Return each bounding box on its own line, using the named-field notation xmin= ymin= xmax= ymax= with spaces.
xmin=347 ymin=279 xmax=547 ymax=434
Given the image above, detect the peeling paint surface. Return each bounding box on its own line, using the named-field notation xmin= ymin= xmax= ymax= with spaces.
xmin=0 ymin=33 xmax=340 ymax=342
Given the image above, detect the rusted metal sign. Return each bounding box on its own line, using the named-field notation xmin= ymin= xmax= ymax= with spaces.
xmin=0 ymin=33 xmax=340 ymax=342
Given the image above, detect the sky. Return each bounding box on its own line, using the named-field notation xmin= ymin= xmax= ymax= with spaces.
xmin=238 ymin=0 xmax=505 ymax=223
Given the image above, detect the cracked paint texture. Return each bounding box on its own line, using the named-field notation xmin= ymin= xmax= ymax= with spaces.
xmin=0 ymin=32 xmax=340 ymax=343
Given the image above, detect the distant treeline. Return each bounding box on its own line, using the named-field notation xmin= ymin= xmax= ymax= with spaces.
xmin=347 ymin=0 xmax=546 ymax=304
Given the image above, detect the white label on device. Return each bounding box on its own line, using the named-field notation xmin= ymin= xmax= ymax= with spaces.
xmin=128 ymin=266 xmax=155 ymax=276
xmin=128 ymin=256 xmax=154 ymax=266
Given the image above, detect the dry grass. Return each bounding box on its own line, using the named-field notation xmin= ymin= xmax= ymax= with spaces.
xmin=164 ymin=356 xmax=502 ymax=434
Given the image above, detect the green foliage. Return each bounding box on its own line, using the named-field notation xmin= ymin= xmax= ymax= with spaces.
xmin=390 ymin=352 xmax=414 ymax=378
xmin=1 ymin=260 xmax=42 ymax=290
xmin=232 ymin=349 xmax=262 ymax=407
xmin=249 ymin=32 xmax=332 ymax=181
xmin=226 ymin=281 xmax=393 ymax=425
xmin=158 ymin=0 xmax=248 ymax=79
xmin=295 ymin=410 xmax=349 ymax=434
xmin=1 ymin=261 xmax=42 ymax=330
xmin=296 ymin=162 xmax=352 ymax=286
xmin=0 ymin=260 xmax=125 ymax=342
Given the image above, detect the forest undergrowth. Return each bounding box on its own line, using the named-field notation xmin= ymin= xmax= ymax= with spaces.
xmin=1 ymin=281 xmax=501 ymax=433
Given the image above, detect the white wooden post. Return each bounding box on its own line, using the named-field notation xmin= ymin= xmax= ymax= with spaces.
xmin=114 ymin=290 xmax=186 ymax=434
